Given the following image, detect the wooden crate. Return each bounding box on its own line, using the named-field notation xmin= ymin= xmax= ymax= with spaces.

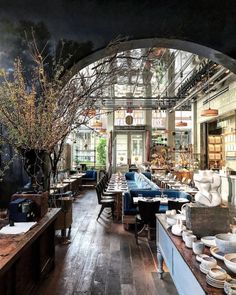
xmin=11 ymin=191 xmax=48 ymax=218
xmin=185 ymin=203 xmax=230 ymax=238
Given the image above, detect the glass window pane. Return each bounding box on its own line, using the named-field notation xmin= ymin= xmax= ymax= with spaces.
xmin=116 ymin=134 xmax=128 ymax=164
xmin=131 ymin=134 xmax=143 ymax=164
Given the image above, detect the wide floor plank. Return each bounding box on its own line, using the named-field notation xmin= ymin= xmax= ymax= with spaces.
xmin=36 ymin=189 xmax=178 ymax=295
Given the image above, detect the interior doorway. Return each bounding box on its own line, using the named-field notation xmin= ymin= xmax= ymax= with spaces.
xmin=115 ymin=132 xmax=145 ymax=169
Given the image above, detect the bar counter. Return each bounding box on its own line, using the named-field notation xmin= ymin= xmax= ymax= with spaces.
xmin=0 ymin=208 xmax=61 ymax=295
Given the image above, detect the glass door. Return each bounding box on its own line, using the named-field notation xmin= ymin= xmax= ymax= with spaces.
xmin=115 ymin=132 xmax=144 ymax=169
xmin=116 ymin=134 xmax=128 ymax=165
xmin=131 ymin=134 xmax=143 ymax=164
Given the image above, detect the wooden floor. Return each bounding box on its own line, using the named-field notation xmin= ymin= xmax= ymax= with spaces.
xmin=36 ymin=189 xmax=178 ymax=295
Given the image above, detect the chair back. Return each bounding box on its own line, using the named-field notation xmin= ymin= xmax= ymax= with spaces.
xmin=138 ymin=200 xmax=160 ymax=227
xmin=95 ymin=186 xmax=102 ymax=204
xmin=168 ymin=200 xmax=189 ymax=212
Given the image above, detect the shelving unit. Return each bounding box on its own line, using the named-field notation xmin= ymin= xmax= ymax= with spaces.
xmin=224 ymin=131 xmax=236 ymax=160
xmin=208 ymin=135 xmax=223 ymax=169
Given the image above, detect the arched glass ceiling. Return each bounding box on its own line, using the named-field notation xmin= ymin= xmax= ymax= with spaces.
xmin=74 ymin=47 xmax=233 ymax=111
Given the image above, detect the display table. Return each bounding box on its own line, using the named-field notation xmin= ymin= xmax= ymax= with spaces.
xmin=0 ymin=208 xmax=61 ymax=295
xmin=106 ymin=174 xmax=128 ymax=222
xmin=156 ymin=214 xmax=232 ymax=295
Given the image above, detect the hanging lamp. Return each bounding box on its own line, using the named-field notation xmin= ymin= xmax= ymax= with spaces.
xmin=201 ymin=67 xmax=219 ymax=117
xmin=91 ymin=119 xmax=102 ymax=129
xmin=176 ymin=120 xmax=188 ymax=127
xmin=175 ymin=52 xmax=187 ymax=127
xmin=201 ymin=108 xmax=218 ymax=117
xmin=99 ymin=128 xmax=107 ymax=135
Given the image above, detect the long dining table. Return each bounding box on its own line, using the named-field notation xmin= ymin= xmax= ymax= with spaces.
xmin=106 ymin=174 xmax=129 ymax=221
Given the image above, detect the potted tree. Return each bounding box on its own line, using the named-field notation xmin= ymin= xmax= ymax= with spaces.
xmin=0 ymin=35 xmax=123 ymax=193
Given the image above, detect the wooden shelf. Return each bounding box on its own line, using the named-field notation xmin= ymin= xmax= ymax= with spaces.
xmin=208 ymin=135 xmax=222 ymax=169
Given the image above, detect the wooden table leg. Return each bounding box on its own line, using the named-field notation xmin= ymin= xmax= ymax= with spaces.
xmin=114 ymin=192 xmax=122 ymax=222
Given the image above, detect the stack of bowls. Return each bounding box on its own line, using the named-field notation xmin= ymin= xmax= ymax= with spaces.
xmin=200 ymin=256 xmax=217 ymax=274
xmin=224 ymin=278 xmax=236 ymax=295
xmin=206 ymin=266 xmax=227 ymax=289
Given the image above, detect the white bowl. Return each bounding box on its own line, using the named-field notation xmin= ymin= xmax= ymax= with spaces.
xmin=166 ymin=214 xmax=186 ymax=226
xmin=166 ymin=215 xmax=177 ymax=226
xmin=201 ymin=256 xmax=217 ymax=270
xmin=196 ymin=254 xmax=209 ymax=263
xmin=224 ymin=253 xmax=236 ymax=273
xmin=215 ymin=234 xmax=236 ymax=253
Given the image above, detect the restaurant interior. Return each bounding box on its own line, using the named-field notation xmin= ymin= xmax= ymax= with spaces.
xmin=1 ymin=2 xmax=236 ymax=295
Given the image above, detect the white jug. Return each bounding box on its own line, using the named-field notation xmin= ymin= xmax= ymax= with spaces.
xmin=171 ymin=218 xmax=186 ymax=236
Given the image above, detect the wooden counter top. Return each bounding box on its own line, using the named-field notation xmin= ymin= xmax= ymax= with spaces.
xmin=156 ymin=214 xmax=235 ymax=295
xmin=0 ymin=208 xmax=60 ymax=276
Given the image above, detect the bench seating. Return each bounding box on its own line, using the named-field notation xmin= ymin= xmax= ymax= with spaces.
xmin=125 ymin=172 xmax=159 ymax=190
xmin=122 ymin=189 xmax=191 ymax=227
xmin=82 ymin=170 xmax=97 ymax=185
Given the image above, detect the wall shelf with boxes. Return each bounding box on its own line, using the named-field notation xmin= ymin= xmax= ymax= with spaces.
xmin=224 ymin=131 xmax=236 ymax=160
xmin=208 ymin=135 xmax=223 ymax=169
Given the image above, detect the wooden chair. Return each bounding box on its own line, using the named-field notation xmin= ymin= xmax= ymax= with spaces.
xmin=135 ymin=200 xmax=160 ymax=244
xmin=95 ymin=186 xmax=115 ymax=220
xmin=168 ymin=200 xmax=190 ymax=212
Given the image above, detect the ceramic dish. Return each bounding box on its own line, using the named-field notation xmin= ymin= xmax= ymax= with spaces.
xmin=200 ymin=264 xmax=210 ymax=274
xmin=206 ymin=277 xmax=224 ymax=289
xmin=196 ymin=254 xmax=209 ymax=263
xmin=201 ymin=236 xmax=216 ymax=247
xmin=200 ymin=256 xmax=217 ymax=270
xmin=206 ymin=273 xmax=226 ymax=285
xmin=209 ymin=266 xmax=227 ymax=280
xmin=166 ymin=215 xmax=177 ymax=226
xmin=216 ymin=233 xmax=236 ymax=253
xmin=224 ymin=278 xmax=236 ymax=295
xmin=224 ymin=253 xmax=236 ymax=273
xmin=210 ymin=246 xmax=225 ymax=260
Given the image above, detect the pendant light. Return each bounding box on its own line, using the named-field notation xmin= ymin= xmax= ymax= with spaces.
xmin=176 ymin=119 xmax=188 ymax=127
xmin=176 ymin=51 xmax=187 ymax=127
xmin=91 ymin=119 xmax=102 ymax=129
xmin=201 ymin=66 xmax=219 ymax=117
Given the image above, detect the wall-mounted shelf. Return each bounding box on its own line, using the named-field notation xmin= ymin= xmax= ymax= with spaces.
xmin=224 ymin=131 xmax=236 ymax=158
xmin=208 ymin=135 xmax=222 ymax=169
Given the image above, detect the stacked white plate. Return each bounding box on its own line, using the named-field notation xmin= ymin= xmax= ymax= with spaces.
xmin=200 ymin=264 xmax=210 ymax=274
xmin=206 ymin=266 xmax=228 ymax=289
xmin=206 ymin=274 xmax=225 ymax=289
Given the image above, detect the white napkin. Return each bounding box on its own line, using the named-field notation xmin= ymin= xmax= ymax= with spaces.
xmin=0 ymin=222 xmax=37 ymax=235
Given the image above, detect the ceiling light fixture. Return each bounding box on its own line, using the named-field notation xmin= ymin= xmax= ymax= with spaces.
xmin=176 ymin=52 xmax=188 ymax=127
xmin=201 ymin=66 xmax=219 ymax=117
xmin=91 ymin=119 xmax=102 ymax=129
xmin=201 ymin=108 xmax=218 ymax=117
xmin=176 ymin=120 xmax=188 ymax=127
xmin=99 ymin=128 xmax=107 ymax=135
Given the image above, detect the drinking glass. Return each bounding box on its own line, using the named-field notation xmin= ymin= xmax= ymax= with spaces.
xmin=161 ymin=188 xmax=164 ymax=198
xmin=138 ymin=194 xmax=143 ymax=200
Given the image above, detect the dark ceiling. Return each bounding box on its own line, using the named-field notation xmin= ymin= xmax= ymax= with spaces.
xmin=1 ymin=0 xmax=236 ymax=72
